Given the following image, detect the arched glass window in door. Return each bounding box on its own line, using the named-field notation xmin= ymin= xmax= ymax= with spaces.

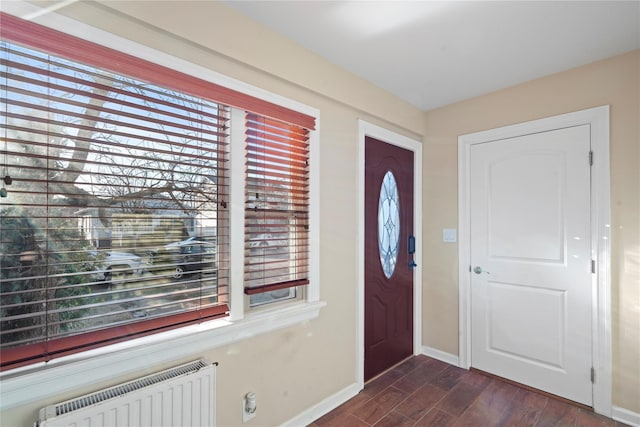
xmin=378 ymin=171 xmax=400 ymax=278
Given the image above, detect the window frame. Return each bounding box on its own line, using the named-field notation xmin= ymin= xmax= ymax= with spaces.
xmin=0 ymin=2 xmax=322 ymax=410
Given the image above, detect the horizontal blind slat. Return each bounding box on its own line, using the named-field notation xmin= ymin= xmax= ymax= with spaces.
xmin=5 ymin=112 xmax=227 ymax=152
xmin=1 ymin=83 xmax=228 ymax=132
xmin=245 ymin=133 xmax=309 ymax=150
xmin=3 ymin=96 xmax=227 ymax=141
xmin=246 ymin=113 xmax=312 ymax=137
xmin=2 ymin=59 xmax=230 ymax=123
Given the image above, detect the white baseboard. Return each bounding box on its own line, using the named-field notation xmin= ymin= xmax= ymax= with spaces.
xmin=281 ymin=382 xmax=361 ymax=427
xmin=422 ymin=346 xmax=460 ymax=367
xmin=612 ymin=406 xmax=640 ymax=427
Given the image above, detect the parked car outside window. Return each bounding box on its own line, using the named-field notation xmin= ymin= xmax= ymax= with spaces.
xmin=161 ymin=237 xmax=217 ymax=279
xmin=248 ymin=233 xmax=287 ymax=249
xmin=90 ymin=251 xmax=146 ymax=284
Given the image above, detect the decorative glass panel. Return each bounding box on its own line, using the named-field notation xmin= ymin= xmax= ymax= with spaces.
xmin=378 ymin=171 xmax=400 ymax=278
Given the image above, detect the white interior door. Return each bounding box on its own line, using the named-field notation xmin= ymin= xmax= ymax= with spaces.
xmin=470 ymin=124 xmax=593 ymax=405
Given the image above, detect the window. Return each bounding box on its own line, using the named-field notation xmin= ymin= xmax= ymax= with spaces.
xmin=244 ymin=114 xmax=310 ymax=306
xmin=0 ymin=12 xmax=317 ymax=371
xmin=0 ymin=29 xmax=229 ymax=369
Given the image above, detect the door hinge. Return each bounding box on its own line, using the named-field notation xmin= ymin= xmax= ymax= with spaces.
xmin=591 ymin=259 xmax=596 ymax=274
xmin=591 ymin=367 xmax=596 ymax=383
xmin=589 ymin=150 xmax=593 ymax=166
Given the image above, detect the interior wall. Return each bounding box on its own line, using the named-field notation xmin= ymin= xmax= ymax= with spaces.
xmin=422 ymin=49 xmax=640 ymax=413
xmin=0 ymin=1 xmax=423 ymax=426
xmin=2 ymin=1 xmax=638 ymax=424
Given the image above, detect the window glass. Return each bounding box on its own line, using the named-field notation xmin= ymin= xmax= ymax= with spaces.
xmin=378 ymin=171 xmax=400 ymax=278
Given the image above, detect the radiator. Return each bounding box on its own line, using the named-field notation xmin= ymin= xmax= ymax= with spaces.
xmin=36 ymin=359 xmax=217 ymax=427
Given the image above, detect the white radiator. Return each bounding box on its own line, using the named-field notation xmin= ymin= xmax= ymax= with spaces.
xmin=36 ymin=359 xmax=217 ymax=427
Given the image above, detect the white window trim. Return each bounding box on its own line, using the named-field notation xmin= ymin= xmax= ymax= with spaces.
xmin=0 ymin=1 xmax=323 ymax=411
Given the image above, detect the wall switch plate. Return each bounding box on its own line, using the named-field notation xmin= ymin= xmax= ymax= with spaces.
xmin=443 ymin=228 xmax=457 ymax=243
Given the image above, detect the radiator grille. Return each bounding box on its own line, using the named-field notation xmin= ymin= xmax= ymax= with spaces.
xmin=38 ymin=359 xmax=216 ymax=427
xmin=54 ymin=359 xmax=208 ymax=416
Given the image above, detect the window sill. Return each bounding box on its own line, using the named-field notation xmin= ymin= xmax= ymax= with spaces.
xmin=0 ymin=300 xmax=326 ymax=411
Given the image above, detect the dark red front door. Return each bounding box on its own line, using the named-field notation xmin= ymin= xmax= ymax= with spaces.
xmin=364 ymin=136 xmax=414 ymax=381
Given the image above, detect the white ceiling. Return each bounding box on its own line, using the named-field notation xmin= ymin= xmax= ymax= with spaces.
xmin=225 ymin=1 xmax=640 ymax=111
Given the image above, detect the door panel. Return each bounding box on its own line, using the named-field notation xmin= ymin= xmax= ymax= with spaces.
xmin=470 ymin=125 xmax=592 ymax=405
xmin=365 ymin=136 xmax=414 ymax=381
xmin=486 ymin=282 xmax=565 ymax=367
xmin=487 ymin=153 xmax=565 ymax=262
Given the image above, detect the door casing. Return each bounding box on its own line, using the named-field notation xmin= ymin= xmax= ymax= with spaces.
xmin=357 ymin=120 xmax=422 ymax=389
xmin=457 ymin=105 xmax=611 ymax=415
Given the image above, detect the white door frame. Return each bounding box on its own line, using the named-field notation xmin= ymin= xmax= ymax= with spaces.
xmin=357 ymin=120 xmax=423 ymax=390
xmin=457 ymin=106 xmax=611 ymax=415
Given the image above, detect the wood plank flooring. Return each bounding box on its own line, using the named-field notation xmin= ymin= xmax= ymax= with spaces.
xmin=309 ymin=355 xmax=627 ymax=427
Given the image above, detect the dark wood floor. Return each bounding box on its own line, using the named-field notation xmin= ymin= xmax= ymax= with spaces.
xmin=309 ymin=355 xmax=627 ymax=427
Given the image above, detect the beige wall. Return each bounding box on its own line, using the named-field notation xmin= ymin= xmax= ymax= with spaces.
xmin=422 ymin=49 xmax=640 ymax=412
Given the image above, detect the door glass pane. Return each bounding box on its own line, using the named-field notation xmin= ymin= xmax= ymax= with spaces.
xmin=378 ymin=171 xmax=400 ymax=278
